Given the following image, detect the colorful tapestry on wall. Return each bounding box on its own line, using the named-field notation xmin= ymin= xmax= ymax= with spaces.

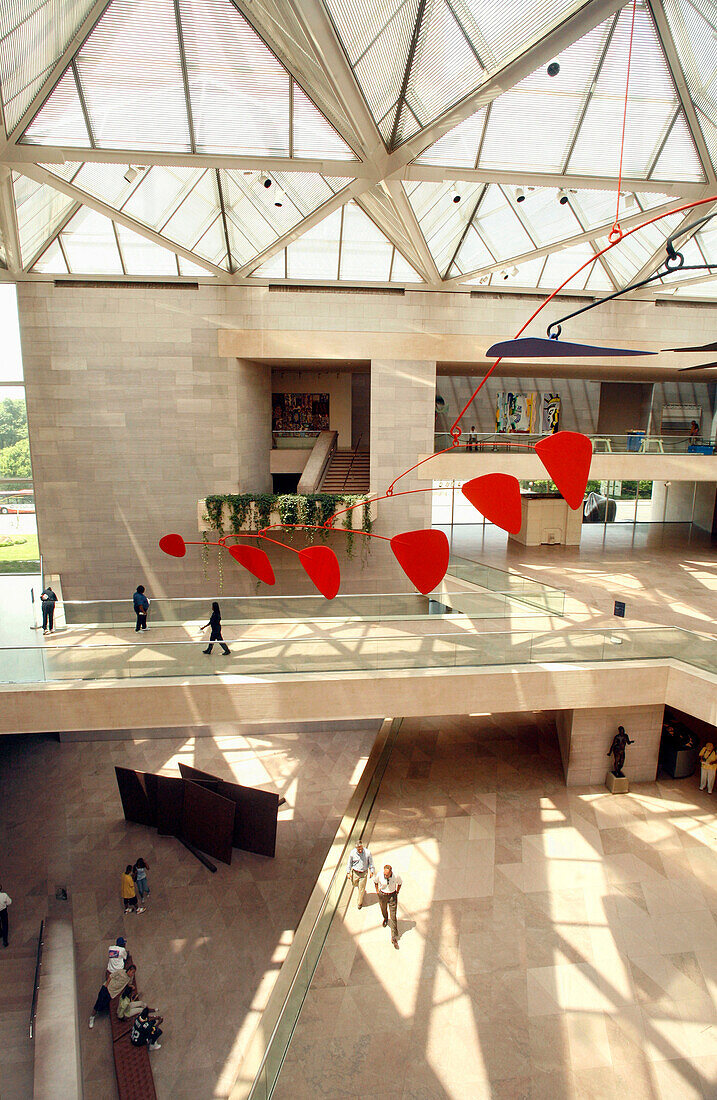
xmin=272 ymin=393 xmax=329 ymax=432
xmin=496 ymin=391 xmax=536 ymax=433
xmin=541 ymin=393 xmax=561 ymax=434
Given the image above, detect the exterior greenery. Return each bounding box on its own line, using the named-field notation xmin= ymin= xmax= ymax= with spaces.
xmin=0 ymin=398 xmax=31 ymax=478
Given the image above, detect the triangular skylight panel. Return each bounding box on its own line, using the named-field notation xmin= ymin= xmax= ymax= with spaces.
xmin=22 ymin=0 xmax=355 ymax=159
xmin=0 ymin=0 xmax=100 ymax=134
xmin=596 ymin=212 xmax=685 ymax=285
xmin=404 ymin=179 xmax=486 ymax=274
xmin=250 ymin=201 xmax=422 ymax=283
xmin=661 ymin=0 xmax=717 ymax=172
xmin=30 ymin=205 xmax=206 ymax=276
xmin=13 ymin=173 xmax=77 ymax=267
xmin=413 ymin=1 xmax=705 ymax=183
xmin=37 ymin=161 xmax=354 ymax=275
xmin=325 ymin=0 xmax=591 ymax=148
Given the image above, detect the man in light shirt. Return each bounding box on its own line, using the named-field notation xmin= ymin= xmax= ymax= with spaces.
xmin=346 ymin=840 xmax=375 ymax=909
xmin=107 ymin=936 xmax=129 ymax=974
xmin=0 ymin=883 xmax=11 ymax=948
xmin=374 ymin=864 xmax=402 ymax=948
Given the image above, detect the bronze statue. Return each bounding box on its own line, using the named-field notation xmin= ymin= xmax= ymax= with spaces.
xmin=607 ymin=725 xmax=634 ymax=778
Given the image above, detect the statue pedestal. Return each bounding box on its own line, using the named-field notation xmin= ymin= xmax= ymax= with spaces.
xmin=606 ymin=772 xmax=629 ymax=794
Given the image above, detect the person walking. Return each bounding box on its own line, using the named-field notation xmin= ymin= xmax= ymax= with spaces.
xmin=133 ymin=858 xmax=150 ymax=906
xmin=201 ymin=602 xmax=230 ymax=655
xmin=374 ymin=863 xmax=402 ymax=949
xmin=699 ymin=742 xmax=717 ymax=794
xmin=133 ymin=585 xmax=150 ymax=632
xmin=40 ymin=585 xmax=58 ymax=634
xmin=0 ymin=883 xmax=11 ymax=947
xmin=346 ymin=841 xmax=375 ymax=910
xmin=122 ymin=866 xmax=142 ymax=914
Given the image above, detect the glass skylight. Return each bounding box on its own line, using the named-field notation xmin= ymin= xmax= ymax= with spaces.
xmin=13 ymin=173 xmax=76 ymax=266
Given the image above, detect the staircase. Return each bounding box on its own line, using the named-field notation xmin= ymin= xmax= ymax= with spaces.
xmin=320 ymin=450 xmax=370 ymax=493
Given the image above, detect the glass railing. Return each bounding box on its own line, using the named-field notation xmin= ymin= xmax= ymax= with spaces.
xmin=2 ymin=625 xmax=715 ymax=684
xmin=435 ymin=432 xmax=716 ymax=455
xmin=446 ymin=555 xmax=566 ymax=614
xmin=61 ymin=588 xmax=545 ymax=627
xmin=244 ymin=717 xmax=403 ymax=1100
xmin=272 ymin=431 xmax=320 ymax=450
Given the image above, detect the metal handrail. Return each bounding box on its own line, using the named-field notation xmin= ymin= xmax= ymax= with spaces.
xmin=341 ymin=433 xmax=364 ymax=489
xmin=29 ymin=919 xmax=44 ymax=1040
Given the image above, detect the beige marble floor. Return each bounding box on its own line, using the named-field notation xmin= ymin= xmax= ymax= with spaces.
xmin=0 ymin=723 xmax=378 ymax=1099
xmin=444 ymin=523 xmax=717 ymax=635
xmin=273 ymin=714 xmax=717 ymax=1100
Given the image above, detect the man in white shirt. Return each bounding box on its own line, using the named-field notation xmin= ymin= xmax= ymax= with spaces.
xmin=374 ymin=864 xmax=402 ymax=948
xmin=0 ymin=883 xmax=11 ymax=948
xmin=107 ymin=937 xmax=129 ymax=973
xmin=346 ymin=841 xmax=375 ymax=909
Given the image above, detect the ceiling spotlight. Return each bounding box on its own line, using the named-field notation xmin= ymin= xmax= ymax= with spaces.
xmin=479 ymin=274 xmax=490 ymax=284
xmin=624 ymin=193 xmax=637 ymax=209
xmin=511 ymin=266 xmax=519 ymax=276
xmin=501 ymin=269 xmax=509 ymax=280
xmin=259 ymin=173 xmax=272 ymax=189
xmin=515 ymin=188 xmax=526 ymax=202
xmin=124 ymin=166 xmax=139 ymax=184
xmin=273 ymin=187 xmax=284 ymax=208
xmin=547 ymin=61 xmax=560 ymax=77
xmin=558 ymin=189 xmax=569 ymax=205
xmin=449 ymin=185 xmax=461 ymax=204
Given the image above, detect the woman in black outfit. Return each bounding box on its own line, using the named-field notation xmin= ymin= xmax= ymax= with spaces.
xmin=201 ymin=602 xmax=230 ymax=655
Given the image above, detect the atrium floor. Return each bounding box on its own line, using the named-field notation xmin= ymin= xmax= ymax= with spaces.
xmin=274 ymin=713 xmax=717 ymax=1100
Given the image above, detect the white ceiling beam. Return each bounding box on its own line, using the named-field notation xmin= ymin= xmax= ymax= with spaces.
xmin=641 ymin=268 xmax=717 ymax=297
xmin=0 ymin=145 xmax=367 ymax=177
xmin=646 ymin=0 xmax=717 ymax=185
xmin=402 ymin=164 xmax=708 ymax=197
xmin=0 ymin=0 xmax=113 ymax=152
xmin=622 ymin=199 xmax=717 ymax=290
xmin=384 ymin=0 xmax=626 ymax=173
xmin=0 ymin=168 xmax=22 ymax=271
xmin=235 ymin=177 xmax=375 ymax=276
xmin=286 ymin=0 xmax=387 ymax=165
xmin=2 ymin=148 xmax=706 ymax=197
xmin=443 ymin=197 xmax=684 ymax=286
xmin=382 ymin=180 xmax=442 ymax=285
xmin=355 ymin=191 xmax=431 ymax=275
xmin=227 ymin=0 xmax=364 ymax=157
xmin=15 ymin=164 xmax=229 ymax=278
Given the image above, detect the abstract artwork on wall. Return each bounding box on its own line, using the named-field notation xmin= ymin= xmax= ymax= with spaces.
xmin=541 ymin=393 xmax=561 ymax=434
xmin=496 ymin=391 xmax=536 ymax=433
xmin=272 ymin=392 xmax=329 ymax=431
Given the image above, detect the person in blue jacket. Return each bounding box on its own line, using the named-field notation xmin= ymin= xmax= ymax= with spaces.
xmin=133 ymin=585 xmax=150 ymax=631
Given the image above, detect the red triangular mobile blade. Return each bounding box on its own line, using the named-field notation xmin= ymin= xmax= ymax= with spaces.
xmin=159 ymin=533 xmax=186 ymax=558
xmin=298 ymin=545 xmax=340 ymax=599
xmin=228 ymin=545 xmax=276 ymax=585
xmin=535 ymin=431 xmax=592 ymax=509
xmin=461 ymin=474 xmax=522 ymax=534
xmin=390 ymin=529 xmax=449 ymax=595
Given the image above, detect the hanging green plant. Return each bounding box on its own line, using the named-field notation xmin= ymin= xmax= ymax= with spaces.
xmin=201 ymin=492 xmax=370 ymax=558
xmin=201 ymin=531 xmax=209 ymax=579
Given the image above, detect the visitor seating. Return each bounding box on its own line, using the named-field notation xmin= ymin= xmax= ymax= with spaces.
xmin=110 ymin=996 xmax=156 ymax=1100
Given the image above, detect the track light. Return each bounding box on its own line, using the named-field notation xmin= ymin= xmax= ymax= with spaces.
xmin=259 ymin=173 xmax=272 ymax=189
xmin=478 ymin=274 xmax=490 ymax=285
xmin=515 ymin=188 xmax=526 ymax=202
xmin=449 ymin=185 xmax=461 ymax=204
xmin=273 ymin=187 xmax=284 ymax=208
xmin=124 ymin=166 xmax=139 ymax=184
xmin=558 ymin=189 xmax=569 ymax=205
xmin=547 ymin=61 xmax=560 ymax=77
xmin=511 ymin=266 xmax=519 ymax=276
xmin=501 ymin=269 xmax=509 ymax=280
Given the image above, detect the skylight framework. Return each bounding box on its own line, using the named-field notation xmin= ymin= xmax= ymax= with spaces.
xmin=0 ymin=0 xmax=714 ymax=299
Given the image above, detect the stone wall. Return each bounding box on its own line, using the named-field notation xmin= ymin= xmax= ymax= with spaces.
xmin=558 ymin=703 xmax=665 ymax=786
